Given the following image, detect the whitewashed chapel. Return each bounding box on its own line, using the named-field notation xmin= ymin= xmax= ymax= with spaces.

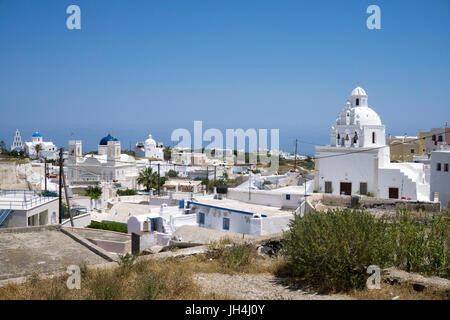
xmin=315 ymin=87 xmax=429 ymax=201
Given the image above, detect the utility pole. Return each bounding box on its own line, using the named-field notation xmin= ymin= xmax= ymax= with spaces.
xmin=248 ymin=170 xmax=251 ymax=201
xmin=58 ymin=148 xmax=63 ymax=224
xmin=62 ymin=172 xmax=74 ymax=227
xmin=294 ymin=139 xmax=298 ymax=172
xmin=157 ymin=163 xmax=160 ymax=196
xmin=44 ymin=158 xmax=47 ymax=191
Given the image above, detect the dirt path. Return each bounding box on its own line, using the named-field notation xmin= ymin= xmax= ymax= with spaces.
xmin=193 ymin=273 xmax=352 ymax=300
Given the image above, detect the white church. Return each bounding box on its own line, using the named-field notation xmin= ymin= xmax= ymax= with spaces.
xmin=135 ymin=134 xmax=164 ymax=160
xmin=67 ymin=134 xmax=146 ymax=189
xmin=23 ymin=131 xmax=58 ymax=160
xmin=315 ymin=86 xmax=430 ymax=201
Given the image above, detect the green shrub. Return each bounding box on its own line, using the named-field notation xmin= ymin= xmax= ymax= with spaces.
xmin=116 ymin=253 xmax=138 ymax=269
xmin=116 ymin=189 xmax=137 ymax=196
xmin=281 ymin=209 xmax=449 ymax=292
xmin=86 ymin=221 xmax=127 ymax=233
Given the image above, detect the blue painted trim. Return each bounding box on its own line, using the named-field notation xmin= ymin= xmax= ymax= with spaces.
xmin=187 ymin=201 xmax=254 ymax=216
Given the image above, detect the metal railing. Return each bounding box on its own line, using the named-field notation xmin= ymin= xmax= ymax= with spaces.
xmin=0 ymin=189 xmax=56 ymax=210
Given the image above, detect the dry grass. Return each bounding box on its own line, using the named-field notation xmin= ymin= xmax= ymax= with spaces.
xmin=350 ymin=282 xmax=450 ymax=300
xmin=0 ymin=258 xmax=232 ymax=300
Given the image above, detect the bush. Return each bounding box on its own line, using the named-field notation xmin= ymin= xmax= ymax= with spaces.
xmin=281 ymin=209 xmax=450 ymax=292
xmin=116 ymin=253 xmax=138 ymax=269
xmin=116 ymin=189 xmax=137 ymax=196
xmin=87 ymin=221 xmax=127 ymax=233
xmin=207 ymin=241 xmax=256 ymax=271
xmin=167 ymin=170 xmax=178 ymax=178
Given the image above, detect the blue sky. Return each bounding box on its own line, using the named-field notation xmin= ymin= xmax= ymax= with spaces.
xmin=0 ymin=0 xmax=449 ymax=154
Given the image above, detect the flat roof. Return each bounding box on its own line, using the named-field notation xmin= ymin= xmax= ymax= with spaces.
xmin=0 ymin=227 xmax=107 ymax=280
xmin=189 ymin=198 xmax=293 ymax=217
xmin=0 ymin=190 xmax=57 ymax=210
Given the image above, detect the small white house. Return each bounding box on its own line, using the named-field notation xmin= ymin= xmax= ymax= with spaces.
xmin=135 ymin=134 xmax=164 ymax=160
xmin=0 ymin=190 xmax=59 ymax=228
xmin=188 ymin=198 xmax=294 ymax=236
xmin=127 ymin=202 xmax=197 ymax=234
xmin=430 ymin=149 xmax=450 ymax=207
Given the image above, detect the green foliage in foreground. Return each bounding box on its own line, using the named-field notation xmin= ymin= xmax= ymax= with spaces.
xmin=116 ymin=189 xmax=137 ymax=196
xmin=281 ymin=209 xmax=450 ymax=292
xmin=87 ymin=221 xmax=128 ymax=233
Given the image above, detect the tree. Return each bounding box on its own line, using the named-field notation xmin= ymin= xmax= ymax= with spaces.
xmin=163 ymin=146 xmax=172 ymax=161
xmin=137 ymin=167 xmax=158 ymax=192
xmin=167 ymin=169 xmax=178 ymax=178
xmin=85 ymin=186 xmax=102 ymax=200
xmin=34 ymin=143 xmax=43 ymax=159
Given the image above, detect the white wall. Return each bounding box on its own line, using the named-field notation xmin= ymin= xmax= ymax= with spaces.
xmin=61 ymin=213 xmax=91 ymax=228
xmin=430 ymin=151 xmax=450 ymax=207
xmin=315 ymin=149 xmax=378 ymax=195
xmin=227 ymin=188 xmax=302 ymax=209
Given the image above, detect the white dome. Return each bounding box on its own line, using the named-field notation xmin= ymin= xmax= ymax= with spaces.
xmin=353 ymin=106 xmax=381 ymax=126
xmin=351 ymin=86 xmax=367 ymax=97
xmin=145 ymin=134 xmax=156 ymax=147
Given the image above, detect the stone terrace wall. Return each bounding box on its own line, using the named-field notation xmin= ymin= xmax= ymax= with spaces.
xmin=306 ymin=193 xmax=440 ymax=212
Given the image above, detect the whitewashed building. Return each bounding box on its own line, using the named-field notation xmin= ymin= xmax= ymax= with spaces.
xmin=135 ymin=134 xmax=164 ymax=160
xmin=0 ymin=190 xmax=59 ymax=228
xmin=430 ymin=149 xmax=450 ymax=207
xmin=66 ymin=134 xmax=146 ymax=189
xmin=315 ymin=86 xmax=430 ymax=201
xmin=188 ymin=198 xmax=294 ymax=236
xmin=23 ymin=132 xmax=58 ymax=160
xmin=10 ymin=129 xmax=23 ymax=151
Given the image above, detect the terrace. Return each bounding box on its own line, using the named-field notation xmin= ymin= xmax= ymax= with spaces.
xmin=0 ymin=189 xmax=57 ymax=210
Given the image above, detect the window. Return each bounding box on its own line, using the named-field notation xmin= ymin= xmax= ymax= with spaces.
xmin=356 ymin=98 xmax=359 ymax=106
xmin=285 ymin=194 xmax=291 ymax=200
xmin=445 ymin=163 xmax=449 ymax=172
xmin=437 ymin=163 xmax=441 ymax=171
xmin=223 ymin=217 xmax=230 ymax=231
xmin=432 ymin=135 xmax=436 ymax=141
xmin=411 ymin=149 xmax=415 ymax=154
xmin=360 ymin=182 xmax=368 ymax=195
xmin=325 ymin=181 xmax=332 ymax=193
xmin=198 ymin=212 xmax=205 ymax=225
xmin=438 ymin=135 xmax=443 ymax=142
xmin=372 ymin=132 xmax=376 ymax=144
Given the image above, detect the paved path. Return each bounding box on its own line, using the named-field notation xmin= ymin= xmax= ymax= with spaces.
xmin=193 ymin=273 xmax=352 ymax=300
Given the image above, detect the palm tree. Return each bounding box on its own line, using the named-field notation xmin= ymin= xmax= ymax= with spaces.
xmin=137 ymin=167 xmax=158 ymax=192
xmin=34 ymin=143 xmax=43 ymax=159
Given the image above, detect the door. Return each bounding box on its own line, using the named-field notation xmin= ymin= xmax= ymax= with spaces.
xmin=389 ymin=188 xmax=399 ymax=199
xmin=340 ymin=182 xmax=352 ymax=195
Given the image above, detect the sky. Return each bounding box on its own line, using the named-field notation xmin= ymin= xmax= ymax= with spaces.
xmin=0 ymin=0 xmax=449 ymax=155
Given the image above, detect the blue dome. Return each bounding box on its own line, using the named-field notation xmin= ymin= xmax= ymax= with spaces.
xmin=99 ymin=134 xmax=119 ymax=145
xmin=32 ymin=132 xmax=42 ymax=138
